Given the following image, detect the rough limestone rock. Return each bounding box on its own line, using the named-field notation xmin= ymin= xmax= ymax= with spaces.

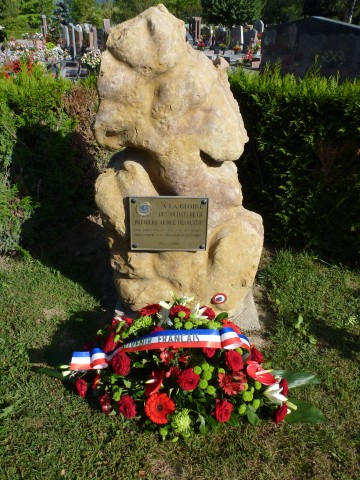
xmin=93 ymin=4 xmax=263 ymax=321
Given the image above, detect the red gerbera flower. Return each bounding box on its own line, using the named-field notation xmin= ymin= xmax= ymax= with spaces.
xmin=145 ymin=393 xmax=175 ymax=424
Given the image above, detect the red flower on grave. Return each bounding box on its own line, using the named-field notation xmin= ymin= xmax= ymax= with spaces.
xmin=221 ymin=319 xmax=242 ymax=335
xmin=145 ymin=370 xmax=164 ymax=396
xmin=202 ymin=347 xmax=216 ymax=358
xmin=279 ymin=378 xmax=289 ymax=397
xmin=225 ymin=350 xmax=244 ymax=373
xmin=250 ymin=345 xmax=264 ymax=364
xmin=145 ymin=393 xmax=175 ymax=424
xmin=169 ymin=305 xmax=191 ymax=320
xmin=110 ymin=350 xmax=131 ymax=376
xmin=200 ymin=306 xmax=216 ymax=319
xmin=118 ymin=395 xmax=137 ymax=418
xmin=246 ymin=361 xmax=276 ymax=385
xmin=75 ymin=378 xmax=88 ymax=398
xmin=214 ymin=398 xmax=233 ymax=422
xmin=218 ymin=372 xmax=246 ymax=396
xmin=272 ymin=403 xmax=288 ymax=423
xmin=139 ymin=304 xmax=161 ymax=316
xmin=99 ymin=393 xmax=112 ymax=415
xmin=177 ymin=368 xmax=200 ymax=391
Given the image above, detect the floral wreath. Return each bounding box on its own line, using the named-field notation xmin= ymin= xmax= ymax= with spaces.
xmin=41 ymin=295 xmax=325 ymax=440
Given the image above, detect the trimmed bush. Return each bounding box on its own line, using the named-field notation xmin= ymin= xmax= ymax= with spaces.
xmin=0 ymin=62 xmax=101 ymax=254
xmin=230 ymin=64 xmax=360 ymax=265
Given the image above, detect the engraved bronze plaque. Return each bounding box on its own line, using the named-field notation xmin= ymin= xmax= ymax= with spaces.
xmin=129 ymin=196 xmax=208 ymax=251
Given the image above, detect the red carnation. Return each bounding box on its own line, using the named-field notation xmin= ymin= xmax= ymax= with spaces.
xmin=110 ymin=350 xmax=131 ymax=376
xmin=118 ymin=395 xmax=137 ymax=418
xmin=225 ymin=350 xmax=244 ymax=373
xmin=200 ymin=306 xmax=216 ymax=319
xmin=218 ymin=372 xmax=246 ymax=395
xmin=139 ymin=304 xmax=161 ymax=316
xmin=75 ymin=378 xmax=88 ymax=398
xmin=169 ymin=305 xmax=191 ymax=320
xmin=221 ymin=319 xmax=242 ymax=335
xmin=202 ymin=347 xmax=216 ymax=358
xmin=273 ymin=403 xmax=288 ymax=423
xmin=250 ymin=345 xmax=264 ymax=364
xmin=177 ymin=367 xmax=200 ymax=391
xmin=214 ymin=398 xmax=233 ymax=423
xmin=279 ymin=378 xmax=289 ymax=397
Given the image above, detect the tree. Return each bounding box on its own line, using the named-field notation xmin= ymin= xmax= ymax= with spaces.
xmin=69 ymin=0 xmax=104 ymax=27
xmin=52 ymin=1 xmax=72 ymax=25
xmin=200 ymin=0 xmax=265 ymax=28
xmin=263 ymin=0 xmax=303 ymax=25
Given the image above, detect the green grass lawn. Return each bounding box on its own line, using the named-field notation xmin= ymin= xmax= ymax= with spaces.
xmin=0 ymin=248 xmax=359 ymax=480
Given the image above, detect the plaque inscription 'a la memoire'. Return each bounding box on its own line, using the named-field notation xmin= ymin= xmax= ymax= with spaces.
xmin=129 ymin=196 xmax=208 ymax=251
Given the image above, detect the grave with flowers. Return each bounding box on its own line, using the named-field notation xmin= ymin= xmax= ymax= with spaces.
xmin=40 ymin=5 xmax=325 ymax=439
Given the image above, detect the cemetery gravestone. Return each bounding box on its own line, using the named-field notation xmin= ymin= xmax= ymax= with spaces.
xmin=243 ymin=28 xmax=258 ymax=51
xmin=93 ymin=5 xmax=263 ymax=323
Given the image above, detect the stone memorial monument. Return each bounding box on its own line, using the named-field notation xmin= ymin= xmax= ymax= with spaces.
xmin=93 ymin=4 xmax=263 ymax=323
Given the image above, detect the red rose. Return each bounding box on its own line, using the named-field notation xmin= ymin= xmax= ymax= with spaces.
xmin=110 ymin=350 xmax=131 ymax=376
xmin=99 ymin=393 xmax=112 ymax=415
xmin=118 ymin=395 xmax=137 ymax=418
xmin=250 ymin=345 xmax=264 ymax=364
xmin=139 ymin=304 xmax=161 ymax=316
xmin=214 ymin=398 xmax=233 ymax=422
xmin=200 ymin=306 xmax=216 ymax=319
xmin=102 ymin=331 xmax=118 ymax=353
xmin=202 ymin=347 xmax=216 ymax=358
xmin=75 ymin=378 xmax=88 ymax=398
xmin=273 ymin=403 xmax=288 ymax=423
xmin=280 ymin=378 xmax=289 ymax=397
xmin=221 ymin=319 xmax=242 ymax=335
xmin=225 ymin=350 xmax=244 ymax=373
xmin=169 ymin=305 xmax=191 ymax=320
xmin=177 ymin=368 xmax=200 ymax=391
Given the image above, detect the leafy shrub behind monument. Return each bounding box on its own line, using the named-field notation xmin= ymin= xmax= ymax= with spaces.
xmin=230 ymin=64 xmax=360 ymax=265
xmin=0 ymin=64 xmax=102 ymax=254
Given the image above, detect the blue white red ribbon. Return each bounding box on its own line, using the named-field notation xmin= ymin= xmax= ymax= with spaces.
xmin=70 ymin=327 xmax=250 ymax=371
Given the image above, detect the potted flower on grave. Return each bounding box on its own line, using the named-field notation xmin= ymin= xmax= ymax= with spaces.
xmin=197 ymin=39 xmax=205 ymax=51
xmin=243 ymin=47 xmax=254 ymax=67
xmin=233 ymin=44 xmax=241 ymax=54
xmin=219 ymin=43 xmax=227 ymax=54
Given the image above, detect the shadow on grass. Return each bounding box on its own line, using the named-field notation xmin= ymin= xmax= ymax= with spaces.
xmin=312 ymin=317 xmax=360 ymax=361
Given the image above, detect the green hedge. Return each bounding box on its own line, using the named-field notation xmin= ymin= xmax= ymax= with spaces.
xmin=230 ymin=64 xmax=360 ymax=265
xmin=0 ymin=63 xmax=99 ymax=254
